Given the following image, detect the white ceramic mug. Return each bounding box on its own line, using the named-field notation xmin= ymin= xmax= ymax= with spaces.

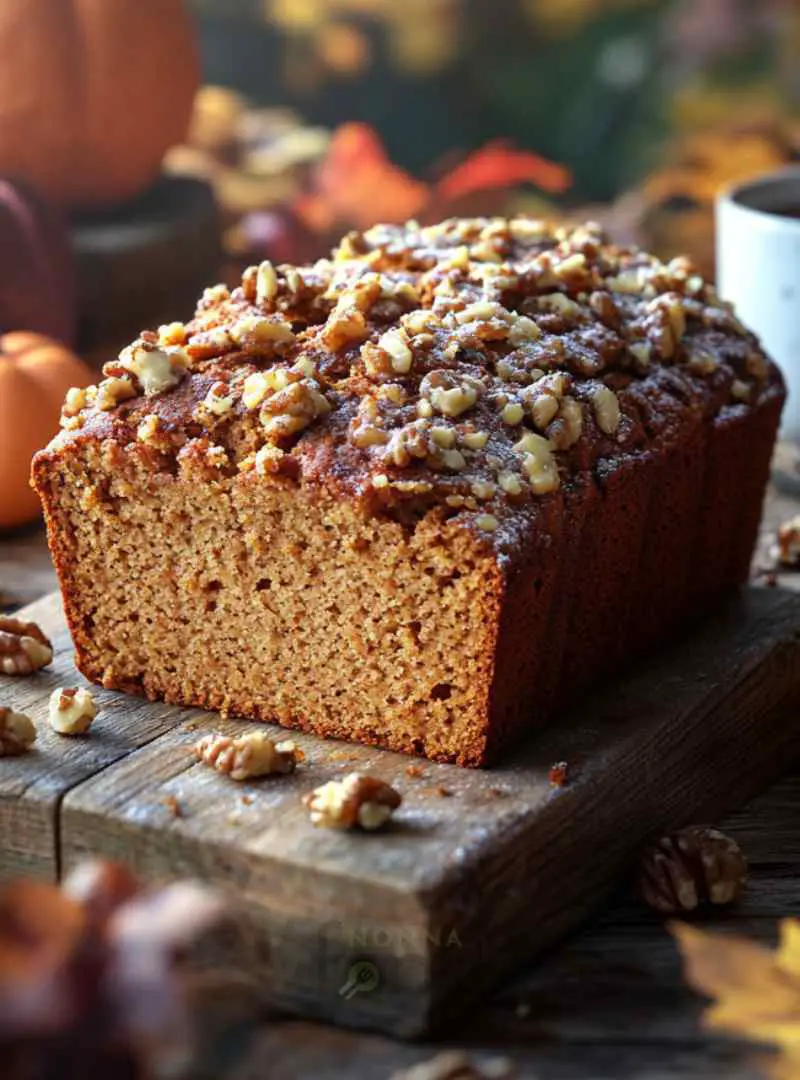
xmin=716 ymin=167 xmax=800 ymax=437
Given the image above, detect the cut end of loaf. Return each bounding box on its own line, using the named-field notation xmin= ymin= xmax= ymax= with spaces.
xmin=34 ymin=440 xmax=502 ymax=767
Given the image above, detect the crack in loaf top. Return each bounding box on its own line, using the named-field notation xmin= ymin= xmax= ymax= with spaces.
xmin=51 ymin=217 xmax=781 ymax=546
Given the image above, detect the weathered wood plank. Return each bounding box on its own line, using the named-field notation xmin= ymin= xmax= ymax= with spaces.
xmin=49 ymin=585 xmax=800 ymax=1037
xmin=0 ymin=593 xmax=196 ymax=880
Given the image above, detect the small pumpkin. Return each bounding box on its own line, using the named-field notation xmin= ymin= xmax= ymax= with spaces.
xmin=0 ymin=333 xmax=91 ymax=529
xmin=0 ymin=178 xmax=75 ymax=344
xmin=0 ymin=1 xmax=200 ymax=209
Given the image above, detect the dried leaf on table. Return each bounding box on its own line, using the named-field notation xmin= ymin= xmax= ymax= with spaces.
xmin=673 ymin=919 xmax=800 ymax=1078
xmin=0 ymin=860 xmax=226 ymax=1080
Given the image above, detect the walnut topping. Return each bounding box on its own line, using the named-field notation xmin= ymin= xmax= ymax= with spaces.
xmin=461 ymin=430 xmax=489 ymax=450
xmin=303 ymin=772 xmax=401 ymax=830
xmin=591 ymin=384 xmax=621 ymax=435
xmin=420 ymin=371 xmax=481 ymax=418
xmin=0 ymin=617 xmax=53 ymax=676
xmin=507 ymin=315 xmax=541 ymax=346
xmin=255 ymin=259 xmax=278 ymax=305
xmin=500 ymin=402 xmax=524 ymax=426
xmin=158 ymin=321 xmax=188 ymax=347
xmin=229 ymin=314 xmax=294 ymax=351
xmin=0 ymin=708 xmax=36 ymax=756
xmin=116 ymin=340 xmax=188 ymax=396
xmin=547 ymin=396 xmax=583 ymax=450
xmin=520 ymin=378 xmax=561 ymax=431
xmin=48 ymin=687 xmax=97 ymax=736
xmin=374 ymin=328 xmax=413 ymax=374
xmin=62 ymin=386 xmax=88 ymax=418
xmin=199 ymin=283 xmax=230 ymax=309
xmin=646 ymin=293 xmax=687 ymax=360
xmin=254 ymin=444 xmax=286 ymax=474
xmin=58 ymin=216 xmax=772 ymax=519
xmin=637 ymin=826 xmax=747 ymax=915
xmin=498 ymin=470 xmax=524 ymax=495
xmin=514 ymin=433 xmax=559 ymax=494
xmin=259 ymin=376 xmax=331 ymax=439
xmin=242 ymin=371 xmax=272 ymax=410
xmin=628 ymin=340 xmax=652 ymax=371
xmin=185 ymin=326 xmax=235 ymax=361
xmin=731 ymin=379 xmax=751 ymax=403
xmin=95 ymin=376 xmax=137 ymax=411
xmin=476 ymin=513 xmax=499 ymax=532
xmin=201 ymin=381 xmax=235 ymax=416
xmin=194 ymin=731 xmax=303 ymax=781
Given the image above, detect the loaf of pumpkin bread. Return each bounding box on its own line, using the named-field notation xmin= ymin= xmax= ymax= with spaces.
xmin=33 ymin=219 xmax=783 ymax=766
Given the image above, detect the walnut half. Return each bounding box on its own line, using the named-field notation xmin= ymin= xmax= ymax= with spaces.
xmin=194 ymin=731 xmax=303 ymax=781
xmin=49 ymin=688 xmax=98 ymax=736
xmin=0 ymin=708 xmax=37 ymax=756
xmin=0 ymin=617 xmax=53 ymax=676
xmin=636 ymin=825 xmax=747 ymax=915
xmin=303 ymin=772 xmax=402 ymax=831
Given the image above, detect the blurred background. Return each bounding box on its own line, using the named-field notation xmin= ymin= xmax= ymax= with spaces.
xmin=4 ymin=0 xmax=799 ymax=360
xmin=179 ymin=0 xmax=799 ymax=277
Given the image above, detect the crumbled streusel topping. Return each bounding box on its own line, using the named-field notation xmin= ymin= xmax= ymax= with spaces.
xmin=60 ymin=218 xmax=775 ymax=538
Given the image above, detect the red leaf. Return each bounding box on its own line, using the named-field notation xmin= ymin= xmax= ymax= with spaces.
xmin=435 ymin=141 xmax=571 ymax=200
xmin=300 ymin=122 xmax=428 ymax=230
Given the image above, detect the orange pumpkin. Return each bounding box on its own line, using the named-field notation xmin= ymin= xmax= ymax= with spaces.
xmin=0 ymin=333 xmax=92 ymax=529
xmin=0 ymin=1 xmax=200 ymax=209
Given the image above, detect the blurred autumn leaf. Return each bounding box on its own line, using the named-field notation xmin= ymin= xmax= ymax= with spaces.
xmin=673 ymin=919 xmax=800 ymax=1080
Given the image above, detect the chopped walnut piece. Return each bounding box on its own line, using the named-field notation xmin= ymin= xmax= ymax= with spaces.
xmin=777 ymin=515 xmax=800 ymax=568
xmin=476 ymin=514 xmax=499 ymax=532
xmin=420 ymin=371 xmax=481 ymax=418
xmin=547 ymin=396 xmax=583 ymax=450
xmin=498 ymin=470 xmax=523 ymax=495
xmin=230 ymin=314 xmax=294 ymax=351
xmin=637 ymin=825 xmax=747 ymax=915
xmin=256 ymin=259 xmax=278 ymax=304
xmin=592 ymin=384 xmax=621 ymax=435
xmin=95 ymin=375 xmax=137 ymax=411
xmin=62 ymin=386 xmax=89 ymax=418
xmin=157 ymin=321 xmax=188 ymax=347
xmin=194 ymin=730 xmax=303 ymax=781
xmin=376 ymin=328 xmax=413 ymax=374
xmin=730 ymin=379 xmax=751 ymax=403
xmin=514 ymin=433 xmax=560 ymax=494
xmin=49 ymin=687 xmax=97 ymax=736
xmin=201 ymin=381 xmax=235 ymax=416
xmin=303 ymin=772 xmax=402 ymax=830
xmin=260 ymin=377 xmax=331 ymax=439
xmin=0 ymin=616 xmax=53 ymax=675
xmin=461 ymin=430 xmax=489 ymax=451
xmin=0 ymin=708 xmax=36 ymax=756
xmin=116 ymin=339 xmax=188 ymax=396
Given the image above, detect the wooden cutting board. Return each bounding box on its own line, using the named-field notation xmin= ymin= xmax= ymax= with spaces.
xmin=2 ymin=587 xmax=800 ymax=1038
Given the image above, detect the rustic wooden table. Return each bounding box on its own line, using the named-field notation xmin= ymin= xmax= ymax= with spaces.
xmin=1 ymin=492 xmax=798 ymax=1080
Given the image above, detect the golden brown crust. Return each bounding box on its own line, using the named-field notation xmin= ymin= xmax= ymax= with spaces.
xmin=38 ymin=217 xmax=782 ymax=561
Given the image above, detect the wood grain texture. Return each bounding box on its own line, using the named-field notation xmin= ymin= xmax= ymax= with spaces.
xmin=0 ymin=594 xmax=192 ymax=880
xmin=0 ymin=584 xmax=789 ymax=1037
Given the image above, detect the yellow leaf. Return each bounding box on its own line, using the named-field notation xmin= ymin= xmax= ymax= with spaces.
xmin=672 ymin=920 xmax=800 ymax=1071
xmin=778 ymin=920 xmax=800 ymax=981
